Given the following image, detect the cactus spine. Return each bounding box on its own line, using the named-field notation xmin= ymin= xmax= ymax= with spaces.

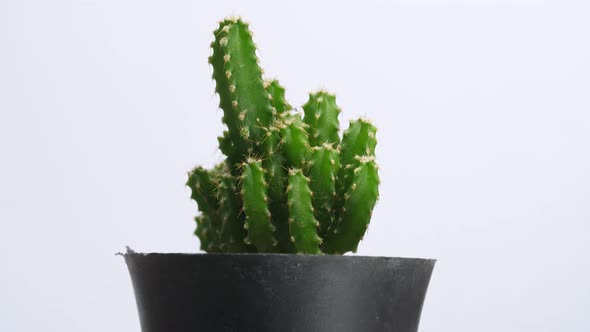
xmin=188 ymin=17 xmax=380 ymax=254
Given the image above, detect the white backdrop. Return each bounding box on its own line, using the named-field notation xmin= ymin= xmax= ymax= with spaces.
xmin=1 ymin=0 xmax=589 ymax=331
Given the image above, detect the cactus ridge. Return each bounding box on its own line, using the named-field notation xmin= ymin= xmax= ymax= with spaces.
xmin=188 ymin=17 xmax=380 ymax=254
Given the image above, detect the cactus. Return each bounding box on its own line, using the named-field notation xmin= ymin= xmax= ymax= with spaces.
xmin=187 ymin=16 xmax=380 ymax=254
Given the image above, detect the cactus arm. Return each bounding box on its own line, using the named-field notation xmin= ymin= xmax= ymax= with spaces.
xmin=215 ymin=18 xmax=274 ymax=147
xmin=336 ymin=119 xmax=378 ymax=215
xmin=303 ymin=91 xmax=341 ymax=147
xmin=323 ymin=156 xmax=379 ymax=254
xmin=265 ymin=79 xmax=292 ymax=115
xmin=339 ymin=118 xmax=377 ymax=168
xmin=307 ymin=144 xmax=340 ymax=236
xmin=186 ymin=166 xmax=218 ymax=215
xmin=210 ymin=24 xmax=250 ymax=168
xmin=240 ymin=159 xmax=277 ymax=252
xmin=286 ymin=169 xmax=322 ymax=254
xmin=279 ymin=114 xmax=310 ymax=168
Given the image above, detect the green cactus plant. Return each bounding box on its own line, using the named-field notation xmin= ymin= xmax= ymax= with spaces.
xmin=187 ymin=16 xmax=379 ymax=254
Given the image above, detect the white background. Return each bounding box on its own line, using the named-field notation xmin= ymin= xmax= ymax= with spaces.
xmin=1 ymin=0 xmax=589 ymax=331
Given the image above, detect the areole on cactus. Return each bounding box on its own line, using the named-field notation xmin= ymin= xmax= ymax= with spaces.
xmin=187 ymin=16 xmax=379 ymax=254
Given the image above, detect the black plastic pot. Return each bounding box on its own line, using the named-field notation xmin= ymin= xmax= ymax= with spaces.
xmin=124 ymin=251 xmax=435 ymax=332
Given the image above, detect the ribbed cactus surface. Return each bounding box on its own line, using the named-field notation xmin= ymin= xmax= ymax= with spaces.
xmin=187 ymin=17 xmax=379 ymax=254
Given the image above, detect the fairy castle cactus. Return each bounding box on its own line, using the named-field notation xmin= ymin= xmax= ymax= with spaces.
xmin=187 ymin=17 xmax=379 ymax=254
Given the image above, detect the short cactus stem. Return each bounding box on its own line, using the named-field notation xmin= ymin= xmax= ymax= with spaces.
xmin=216 ymin=168 xmax=252 ymax=252
xmin=323 ymin=156 xmax=379 ymax=254
xmin=335 ymin=119 xmax=378 ymax=218
xmin=194 ymin=214 xmax=221 ymax=252
xmin=307 ymin=144 xmax=340 ymax=236
xmin=303 ymin=91 xmax=341 ymax=147
xmin=265 ymin=79 xmax=292 ymax=115
xmin=186 ymin=166 xmax=219 ymax=216
xmin=286 ymin=169 xmax=322 ymax=254
xmin=339 ymin=118 xmax=377 ymax=169
xmin=263 ymin=127 xmax=295 ymax=252
xmin=279 ymin=114 xmax=310 ymax=168
xmin=240 ymin=159 xmax=277 ymax=252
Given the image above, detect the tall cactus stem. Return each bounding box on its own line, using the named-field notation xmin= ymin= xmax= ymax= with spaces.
xmin=210 ymin=24 xmax=249 ymax=169
xmin=211 ymin=18 xmax=274 ymax=152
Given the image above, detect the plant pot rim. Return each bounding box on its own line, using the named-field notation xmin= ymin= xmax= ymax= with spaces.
xmin=121 ymin=247 xmax=437 ymax=263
